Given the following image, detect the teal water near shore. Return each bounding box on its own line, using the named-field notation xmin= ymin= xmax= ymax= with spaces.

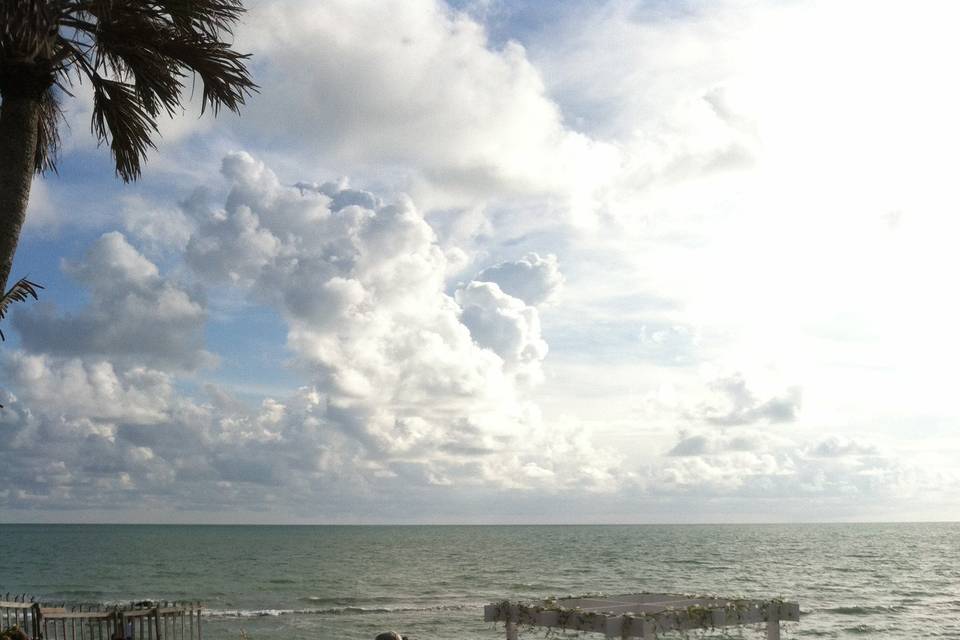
xmin=1 ymin=523 xmax=958 ymax=639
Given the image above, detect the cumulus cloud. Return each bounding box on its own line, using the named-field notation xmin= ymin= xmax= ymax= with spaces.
xmin=0 ymin=151 xmax=633 ymax=518
xmin=6 ymin=0 xmax=960 ymax=522
xmin=654 ymin=427 xmax=954 ymax=502
xmin=2 ymin=352 xmax=173 ymax=425
xmin=474 ymin=252 xmax=564 ymax=305
xmin=0 ymin=357 xmax=625 ymax=517
xmin=1 ymin=347 xmax=951 ymax=518
xmin=13 ymin=232 xmax=213 ymax=371
xmin=121 ymin=195 xmax=195 ymax=255
xmin=693 ymin=373 xmax=802 ymax=427
xmin=237 ymin=0 xmax=619 ymax=207
xmin=809 ymin=436 xmax=879 ymax=458
xmin=5 ymin=140 xmax=957 ymax=519
xmin=455 ymin=281 xmax=548 ymax=384
xmin=292 ymin=180 xmax=380 ymax=211
xmin=667 ymin=430 xmax=766 ymax=457
xmin=0 ymin=377 xmax=338 ymax=512
xmin=184 ymin=153 xmax=582 ymax=472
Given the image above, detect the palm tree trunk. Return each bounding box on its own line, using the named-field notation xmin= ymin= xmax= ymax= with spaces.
xmin=0 ymin=93 xmax=40 ymax=294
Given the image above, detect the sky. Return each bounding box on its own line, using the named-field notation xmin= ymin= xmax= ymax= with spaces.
xmin=2 ymin=0 xmax=959 ymax=524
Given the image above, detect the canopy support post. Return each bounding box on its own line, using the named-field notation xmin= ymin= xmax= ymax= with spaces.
xmin=766 ymin=610 xmax=780 ymax=640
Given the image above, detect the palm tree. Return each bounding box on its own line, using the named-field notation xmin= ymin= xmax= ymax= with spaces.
xmin=0 ymin=276 xmax=41 ymax=405
xmin=0 ymin=276 xmax=42 ymax=340
xmin=0 ymin=0 xmax=257 ymax=297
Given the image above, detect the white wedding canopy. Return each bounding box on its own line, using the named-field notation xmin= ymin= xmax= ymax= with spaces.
xmin=485 ymin=593 xmax=800 ymax=639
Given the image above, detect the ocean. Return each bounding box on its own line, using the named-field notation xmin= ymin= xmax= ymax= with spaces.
xmin=1 ymin=523 xmax=958 ymax=639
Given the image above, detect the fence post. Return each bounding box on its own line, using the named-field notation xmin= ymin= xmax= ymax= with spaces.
xmin=32 ymin=603 xmax=43 ymax=640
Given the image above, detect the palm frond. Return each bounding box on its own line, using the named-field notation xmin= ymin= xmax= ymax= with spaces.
xmin=156 ymin=36 xmax=254 ymax=115
xmin=0 ymin=0 xmax=59 ymax=63
xmin=153 ymin=0 xmax=246 ymax=37
xmin=4 ymin=0 xmax=256 ymax=177
xmin=50 ymin=0 xmax=257 ymax=178
xmin=91 ymin=75 xmax=159 ymax=181
xmin=35 ymin=84 xmax=63 ymax=173
xmin=0 ymin=277 xmax=43 ymax=342
xmin=94 ymin=17 xmax=186 ymax=118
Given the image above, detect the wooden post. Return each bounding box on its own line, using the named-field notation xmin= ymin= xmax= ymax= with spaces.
xmin=152 ymin=609 xmax=161 ymax=640
xmin=32 ymin=603 xmax=41 ymax=640
xmin=31 ymin=603 xmax=42 ymax=640
xmin=766 ymin=606 xmax=780 ymax=640
xmin=505 ymin=621 xmax=519 ymax=640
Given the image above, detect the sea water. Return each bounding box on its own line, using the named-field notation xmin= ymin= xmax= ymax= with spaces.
xmin=1 ymin=523 xmax=958 ymax=639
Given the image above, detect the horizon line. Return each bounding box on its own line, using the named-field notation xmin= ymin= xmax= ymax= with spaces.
xmin=2 ymin=520 xmax=958 ymax=526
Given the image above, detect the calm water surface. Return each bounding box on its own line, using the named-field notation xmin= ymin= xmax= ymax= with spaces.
xmin=1 ymin=524 xmax=958 ymax=639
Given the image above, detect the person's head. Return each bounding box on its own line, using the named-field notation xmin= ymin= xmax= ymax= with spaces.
xmin=374 ymin=632 xmax=404 ymax=640
xmin=2 ymin=627 xmax=30 ymax=640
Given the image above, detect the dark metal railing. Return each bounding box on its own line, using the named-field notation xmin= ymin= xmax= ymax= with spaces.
xmin=1 ymin=596 xmax=201 ymax=640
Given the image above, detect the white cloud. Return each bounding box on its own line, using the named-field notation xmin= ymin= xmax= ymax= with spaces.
xmin=8 ymin=0 xmax=960 ymax=521
xmin=654 ymin=426 xmax=957 ymax=506
xmin=122 ymin=195 xmax=195 ymax=255
xmin=2 ymin=352 xmax=173 ymax=425
xmin=184 ymin=153 xmax=591 ymax=481
xmin=237 ymin=0 xmax=619 ymax=209
xmin=455 ymin=281 xmax=547 ymax=384
xmin=1 ymin=151 xmax=630 ymax=516
xmin=14 ymin=232 xmax=214 ymax=371
xmin=474 ymin=252 xmax=563 ymax=306
xmin=23 ymin=178 xmax=58 ymax=230
xmin=9 ymin=145 xmax=956 ymax=519
xmin=692 ymin=372 xmax=802 ymax=427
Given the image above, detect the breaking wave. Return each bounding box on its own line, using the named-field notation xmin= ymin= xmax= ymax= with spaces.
xmin=205 ymin=604 xmax=475 ymax=618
